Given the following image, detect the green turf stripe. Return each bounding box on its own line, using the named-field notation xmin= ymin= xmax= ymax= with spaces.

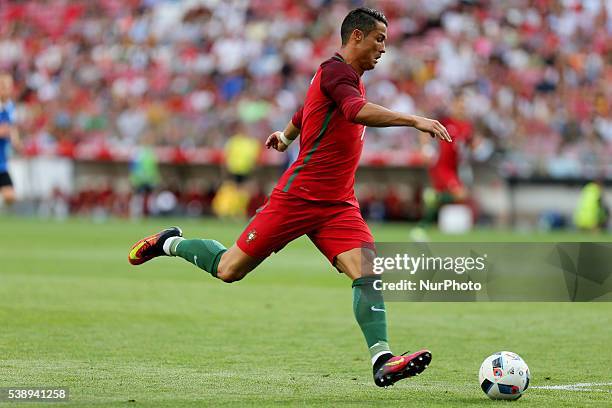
xmin=282 ymin=106 xmax=335 ymax=193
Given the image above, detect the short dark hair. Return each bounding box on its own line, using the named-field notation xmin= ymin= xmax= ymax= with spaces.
xmin=340 ymin=7 xmax=388 ymax=46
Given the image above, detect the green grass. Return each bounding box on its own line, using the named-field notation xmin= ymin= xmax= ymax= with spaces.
xmin=0 ymin=217 xmax=611 ymax=407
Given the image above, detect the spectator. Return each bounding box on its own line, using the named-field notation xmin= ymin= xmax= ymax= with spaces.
xmin=574 ymin=181 xmax=609 ymax=231
xmin=0 ymin=73 xmax=20 ymax=208
xmin=0 ymin=0 xmax=609 ymax=181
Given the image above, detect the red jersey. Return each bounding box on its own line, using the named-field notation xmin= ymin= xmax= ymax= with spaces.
xmin=431 ymin=117 xmax=473 ymax=173
xmin=429 ymin=116 xmax=473 ymax=192
xmin=274 ymin=53 xmax=367 ymax=206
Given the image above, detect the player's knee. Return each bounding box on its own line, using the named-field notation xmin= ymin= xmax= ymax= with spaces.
xmin=1 ymin=189 xmax=15 ymax=205
xmin=215 ymin=246 xmax=260 ymax=283
xmin=336 ymin=248 xmax=375 ymax=280
xmin=359 ymin=249 xmax=377 ymax=278
xmin=216 ymin=263 xmax=245 ymax=283
xmin=217 ymin=271 xmax=242 ymax=283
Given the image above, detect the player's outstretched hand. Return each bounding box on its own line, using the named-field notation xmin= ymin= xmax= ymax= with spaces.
xmin=265 ymin=131 xmax=289 ymax=152
xmin=412 ymin=116 xmax=452 ymax=142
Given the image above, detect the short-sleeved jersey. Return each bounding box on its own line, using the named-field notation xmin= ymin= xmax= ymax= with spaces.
xmin=274 ymin=53 xmax=368 ymax=207
xmin=0 ymin=100 xmax=15 ymax=172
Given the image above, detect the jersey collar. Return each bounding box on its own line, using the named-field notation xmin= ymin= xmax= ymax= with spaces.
xmin=332 ymin=52 xmax=363 ymax=77
xmin=332 ymin=53 xmax=346 ymax=63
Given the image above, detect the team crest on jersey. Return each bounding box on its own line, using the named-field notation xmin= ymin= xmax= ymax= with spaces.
xmin=246 ymin=229 xmax=258 ymax=244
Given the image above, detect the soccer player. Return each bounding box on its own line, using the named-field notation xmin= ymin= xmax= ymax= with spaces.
xmin=0 ymin=73 xmax=19 ymax=207
xmin=411 ymin=98 xmax=474 ymax=240
xmin=129 ymin=7 xmax=451 ymax=387
xmin=427 ymin=97 xmax=473 ymax=207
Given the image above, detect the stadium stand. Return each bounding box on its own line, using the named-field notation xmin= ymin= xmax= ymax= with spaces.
xmin=0 ymin=0 xmax=610 ymax=218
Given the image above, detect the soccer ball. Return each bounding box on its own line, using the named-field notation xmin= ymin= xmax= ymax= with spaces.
xmin=479 ymin=351 xmax=530 ymax=400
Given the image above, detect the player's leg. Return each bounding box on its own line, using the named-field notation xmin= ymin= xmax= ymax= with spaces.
xmin=128 ymin=190 xmax=311 ymax=282
xmin=310 ymin=205 xmax=431 ymax=386
xmin=335 ymin=247 xmax=392 ymax=365
xmin=128 ymin=226 xmax=263 ymax=281
xmin=309 ymin=209 xmax=394 ymax=374
xmin=169 ymin=238 xmax=263 ymax=283
xmin=422 ymin=169 xmax=464 ymax=223
xmin=0 ymin=186 xmax=15 ymax=205
xmin=415 ymin=177 xmax=466 ymax=242
xmin=176 ymin=191 xmax=318 ymax=281
xmin=335 ymin=248 xmax=431 ymax=386
xmin=0 ymin=172 xmax=16 ymax=206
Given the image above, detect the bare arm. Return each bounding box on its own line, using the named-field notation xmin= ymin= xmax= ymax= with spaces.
xmin=265 ymin=120 xmax=300 ymax=152
xmin=283 ymin=120 xmax=300 ymax=140
xmin=0 ymin=124 xmax=11 ymax=138
xmin=265 ymin=105 xmax=302 ymax=152
xmin=354 ymin=102 xmax=452 ymax=142
xmin=10 ymin=126 xmax=21 ymax=152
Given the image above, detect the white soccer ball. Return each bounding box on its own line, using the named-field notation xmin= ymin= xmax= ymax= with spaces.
xmin=479 ymin=351 xmax=530 ymax=400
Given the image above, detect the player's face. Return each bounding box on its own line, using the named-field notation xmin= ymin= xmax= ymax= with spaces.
xmin=358 ymin=21 xmax=387 ymax=71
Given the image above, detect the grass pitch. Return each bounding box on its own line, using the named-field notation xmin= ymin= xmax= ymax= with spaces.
xmin=1 ymin=217 xmax=611 ymax=407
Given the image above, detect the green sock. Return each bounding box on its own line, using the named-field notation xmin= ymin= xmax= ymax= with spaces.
xmin=421 ymin=188 xmax=439 ymax=225
xmin=171 ymin=238 xmax=226 ymax=277
xmin=352 ymin=276 xmax=390 ymax=359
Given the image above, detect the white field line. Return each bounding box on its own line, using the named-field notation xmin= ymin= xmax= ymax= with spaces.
xmin=532 ymin=382 xmax=612 ymax=392
xmin=370 ymin=380 xmax=612 ymax=394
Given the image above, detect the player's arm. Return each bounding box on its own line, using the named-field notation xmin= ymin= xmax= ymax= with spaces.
xmin=265 ymin=106 xmax=302 ymax=152
xmin=321 ymin=64 xmax=451 ymax=142
xmin=353 ymin=103 xmax=452 ymax=142
xmin=10 ymin=125 xmax=21 ymax=152
xmin=0 ymin=123 xmax=11 ymax=138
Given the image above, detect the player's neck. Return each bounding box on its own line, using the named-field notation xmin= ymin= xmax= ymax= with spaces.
xmin=337 ymin=49 xmax=364 ymax=76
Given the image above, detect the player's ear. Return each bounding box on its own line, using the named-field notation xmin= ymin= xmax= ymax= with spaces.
xmin=351 ymin=29 xmax=364 ymax=42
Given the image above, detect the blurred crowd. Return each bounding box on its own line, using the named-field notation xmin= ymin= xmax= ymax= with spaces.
xmin=39 ymin=178 xmax=425 ymax=222
xmin=0 ymin=0 xmax=610 ymax=180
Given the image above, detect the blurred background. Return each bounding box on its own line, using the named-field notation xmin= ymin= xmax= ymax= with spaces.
xmin=0 ymin=0 xmax=610 ymax=233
